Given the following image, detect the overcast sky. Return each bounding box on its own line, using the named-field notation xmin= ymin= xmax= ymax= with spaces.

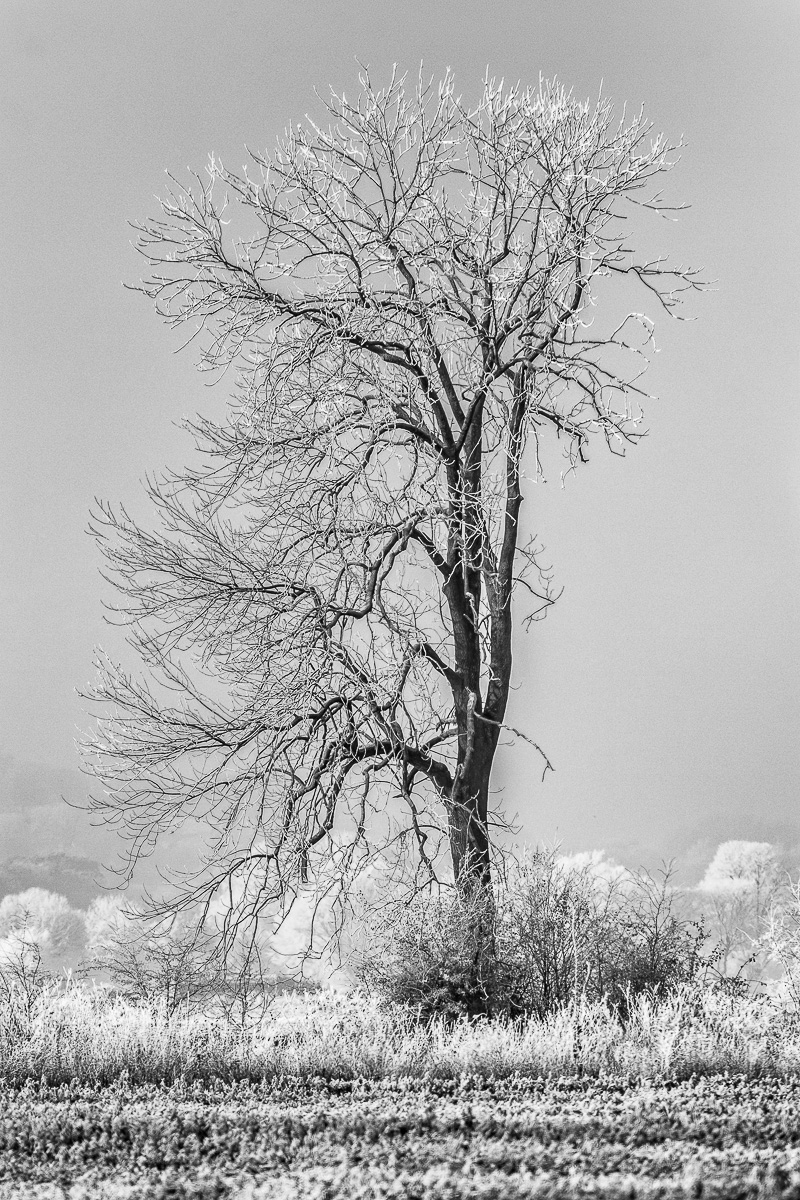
xmin=1 ymin=0 xmax=798 ymax=882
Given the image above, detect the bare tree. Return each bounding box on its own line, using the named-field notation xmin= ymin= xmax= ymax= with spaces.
xmin=84 ymin=916 xmax=222 ymax=1014
xmin=82 ymin=69 xmax=701 ymax=953
xmin=694 ymin=841 xmax=788 ymax=980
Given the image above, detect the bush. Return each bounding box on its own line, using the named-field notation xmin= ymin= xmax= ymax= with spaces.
xmin=82 ymin=914 xmax=224 ymax=1013
xmin=0 ymin=933 xmax=53 ymax=1041
xmin=82 ymin=907 xmax=299 ymax=1024
xmin=358 ymin=848 xmax=708 ymax=1021
xmin=763 ymin=878 xmax=800 ymax=1011
xmin=358 ymin=885 xmax=499 ymax=1022
xmin=0 ymin=888 xmax=86 ymax=973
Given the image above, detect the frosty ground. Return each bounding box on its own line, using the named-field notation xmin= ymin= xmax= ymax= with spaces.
xmin=2 ymin=1074 xmax=800 ymax=1199
xmin=2 ymin=986 xmax=800 ymax=1197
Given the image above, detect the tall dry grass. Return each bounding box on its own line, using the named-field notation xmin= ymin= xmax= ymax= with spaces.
xmin=0 ymin=978 xmax=798 ymax=1085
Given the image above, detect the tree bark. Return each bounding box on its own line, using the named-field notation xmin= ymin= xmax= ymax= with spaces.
xmin=447 ymin=716 xmax=499 ymax=891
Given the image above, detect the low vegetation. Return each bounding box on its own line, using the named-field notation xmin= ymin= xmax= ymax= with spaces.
xmin=0 ymin=976 xmax=798 ymax=1087
xmin=3 ymin=845 xmax=800 ymax=1195
xmin=358 ymin=849 xmax=714 ymax=1021
xmin=3 ymin=1074 xmax=800 ymax=1198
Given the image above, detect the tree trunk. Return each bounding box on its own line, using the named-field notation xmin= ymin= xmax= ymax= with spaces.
xmin=446 ymin=715 xmax=501 ymax=1016
xmin=447 ymin=714 xmax=500 ymax=893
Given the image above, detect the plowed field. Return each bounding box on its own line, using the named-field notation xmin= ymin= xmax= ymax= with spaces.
xmin=1 ymin=1075 xmax=800 ymax=1198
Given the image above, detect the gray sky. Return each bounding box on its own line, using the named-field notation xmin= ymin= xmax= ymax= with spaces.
xmin=1 ymin=0 xmax=798 ymax=881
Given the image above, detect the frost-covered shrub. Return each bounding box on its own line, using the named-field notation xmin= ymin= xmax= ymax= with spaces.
xmin=358 ymin=848 xmax=706 ymax=1021
xmin=0 ymin=887 xmax=86 ymax=973
xmin=81 ymin=905 xmax=224 ymax=1013
xmin=763 ymin=879 xmax=800 ymax=1010
xmin=358 ymin=884 xmax=500 ymax=1022
xmin=693 ymin=840 xmax=789 ymax=981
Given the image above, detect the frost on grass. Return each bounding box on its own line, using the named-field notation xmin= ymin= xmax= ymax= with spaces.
xmin=1 ymin=1076 xmax=800 ymax=1197
xmin=1 ymin=980 xmax=800 ymax=1085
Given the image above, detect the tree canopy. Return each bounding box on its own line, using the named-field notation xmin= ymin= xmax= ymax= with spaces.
xmin=83 ymin=69 xmax=700 ymax=954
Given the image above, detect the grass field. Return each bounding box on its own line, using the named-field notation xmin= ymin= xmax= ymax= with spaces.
xmin=2 ymin=984 xmax=800 ymax=1196
xmin=2 ymin=1075 xmax=800 ymax=1198
xmin=1 ymin=983 xmax=800 ymax=1084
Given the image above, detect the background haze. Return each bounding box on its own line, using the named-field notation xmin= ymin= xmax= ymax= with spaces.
xmin=1 ymin=0 xmax=798 ymax=893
